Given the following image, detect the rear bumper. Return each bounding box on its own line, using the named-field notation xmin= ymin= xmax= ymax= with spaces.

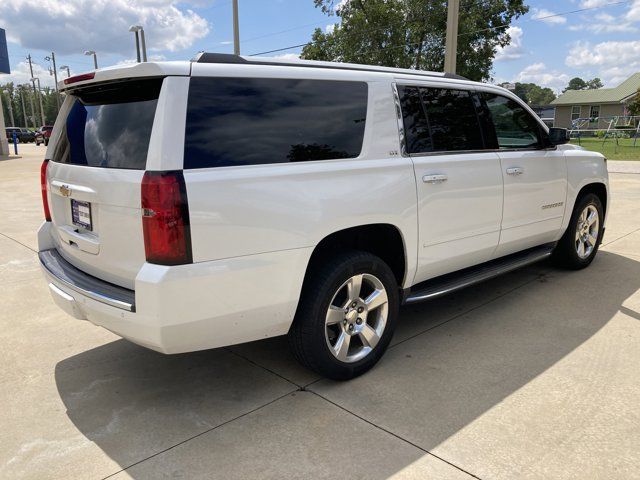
xmin=38 ymin=226 xmax=312 ymax=354
xmin=39 ymin=249 xmax=135 ymax=312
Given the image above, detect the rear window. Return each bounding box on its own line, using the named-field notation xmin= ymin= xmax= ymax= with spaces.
xmin=184 ymin=77 xmax=368 ymax=169
xmin=52 ymin=78 xmax=162 ymax=170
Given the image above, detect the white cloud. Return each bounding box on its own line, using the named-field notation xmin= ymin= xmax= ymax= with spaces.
xmin=272 ymin=53 xmax=301 ymax=61
xmin=568 ymin=10 xmax=637 ymax=33
xmin=565 ymin=40 xmax=640 ymax=85
xmin=334 ymin=0 xmax=349 ymax=12
xmin=0 ymin=0 xmax=210 ymax=56
xmin=531 ymin=8 xmax=567 ymax=25
xmin=626 ymin=0 xmax=640 ymax=21
xmin=515 ymin=63 xmax=570 ymax=91
xmin=580 ymin=0 xmax=613 ymax=7
xmin=2 ymin=61 xmax=57 ymax=88
xmin=494 ymin=26 xmax=525 ymax=62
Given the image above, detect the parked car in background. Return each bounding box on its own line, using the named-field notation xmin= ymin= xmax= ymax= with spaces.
xmin=38 ymin=56 xmax=609 ymax=380
xmin=5 ymin=127 xmax=36 ymax=143
xmin=35 ymin=126 xmax=54 ymax=146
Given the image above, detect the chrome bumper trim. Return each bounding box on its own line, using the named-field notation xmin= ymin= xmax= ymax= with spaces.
xmin=39 ymin=249 xmax=136 ymax=312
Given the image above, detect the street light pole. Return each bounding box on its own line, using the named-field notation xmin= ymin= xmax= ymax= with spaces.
xmin=26 ymin=54 xmax=43 ymax=125
xmin=129 ymin=25 xmax=147 ymax=62
xmin=232 ymin=0 xmax=240 ymax=55
xmin=443 ymin=0 xmax=460 ymax=75
xmin=85 ymin=50 xmax=98 ymax=69
xmin=2 ymin=90 xmax=15 ymax=127
xmin=59 ymin=65 xmax=71 ymax=78
xmin=139 ymin=27 xmax=147 ymax=62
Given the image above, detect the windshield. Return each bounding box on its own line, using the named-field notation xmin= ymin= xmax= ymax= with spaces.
xmin=52 ymin=78 xmax=162 ymax=170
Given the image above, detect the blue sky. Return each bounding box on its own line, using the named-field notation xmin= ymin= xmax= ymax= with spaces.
xmin=2 ymin=0 xmax=639 ymax=93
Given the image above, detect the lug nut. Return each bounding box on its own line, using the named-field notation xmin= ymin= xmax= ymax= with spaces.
xmin=351 ymin=302 xmax=357 ymax=308
xmin=348 ymin=324 xmax=354 ymax=331
xmin=343 ymin=319 xmax=347 ymax=325
xmin=357 ymin=307 xmax=364 ymax=313
xmin=356 ymin=318 xmax=362 ymax=325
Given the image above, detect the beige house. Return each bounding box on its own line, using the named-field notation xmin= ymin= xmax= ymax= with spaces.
xmin=551 ymin=73 xmax=640 ymax=130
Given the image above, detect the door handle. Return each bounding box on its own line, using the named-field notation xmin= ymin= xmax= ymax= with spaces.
xmin=506 ymin=167 xmax=524 ymax=176
xmin=422 ymin=174 xmax=448 ymax=184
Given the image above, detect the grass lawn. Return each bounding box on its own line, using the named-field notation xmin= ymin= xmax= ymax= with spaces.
xmin=570 ymin=137 xmax=640 ymax=160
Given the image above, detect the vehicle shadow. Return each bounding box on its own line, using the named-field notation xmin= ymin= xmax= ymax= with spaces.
xmin=54 ymin=251 xmax=640 ymax=478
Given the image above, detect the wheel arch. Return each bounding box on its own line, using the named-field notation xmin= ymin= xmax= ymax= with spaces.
xmin=303 ymin=223 xmax=408 ymax=290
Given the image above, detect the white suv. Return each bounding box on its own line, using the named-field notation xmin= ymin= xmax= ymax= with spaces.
xmin=38 ymin=54 xmax=609 ymax=379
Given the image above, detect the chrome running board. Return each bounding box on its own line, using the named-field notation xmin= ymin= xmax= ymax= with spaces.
xmin=403 ymin=244 xmax=555 ymax=304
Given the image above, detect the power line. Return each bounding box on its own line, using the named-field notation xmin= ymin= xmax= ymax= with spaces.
xmin=247 ymin=0 xmax=633 ymax=57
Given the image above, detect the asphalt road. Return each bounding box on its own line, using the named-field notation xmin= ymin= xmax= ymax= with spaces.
xmin=2 ymin=144 xmax=640 ymax=479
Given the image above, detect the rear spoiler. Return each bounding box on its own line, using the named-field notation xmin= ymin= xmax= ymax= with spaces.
xmin=58 ymin=61 xmax=191 ymax=92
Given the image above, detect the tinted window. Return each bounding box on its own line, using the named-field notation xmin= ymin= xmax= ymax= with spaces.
xmin=482 ymin=93 xmax=541 ymax=149
xmin=398 ymin=86 xmax=432 ymax=153
xmin=52 ymin=79 xmax=162 ymax=169
xmin=184 ymin=77 xmax=367 ymax=169
xmin=399 ymin=86 xmax=484 ymax=153
xmin=421 ymin=88 xmax=484 ymax=152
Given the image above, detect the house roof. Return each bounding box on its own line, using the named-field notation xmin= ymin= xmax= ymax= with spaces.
xmin=551 ymin=73 xmax=640 ymax=106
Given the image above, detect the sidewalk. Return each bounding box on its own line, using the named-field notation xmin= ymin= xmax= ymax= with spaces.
xmin=608 ymin=160 xmax=640 ymax=174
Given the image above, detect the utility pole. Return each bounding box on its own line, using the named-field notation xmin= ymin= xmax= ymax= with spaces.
xmin=19 ymin=86 xmax=28 ymax=128
xmin=26 ymin=84 xmax=36 ymax=128
xmin=34 ymin=78 xmax=46 ymax=125
xmin=26 ymin=54 xmax=43 ymax=126
xmin=2 ymin=90 xmax=14 ymax=127
xmin=232 ymin=0 xmax=240 ymax=55
xmin=443 ymin=0 xmax=460 ymax=75
xmin=45 ymin=52 xmax=61 ymax=111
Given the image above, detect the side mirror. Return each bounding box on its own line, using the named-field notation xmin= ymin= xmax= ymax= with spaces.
xmin=548 ymin=127 xmax=570 ymax=146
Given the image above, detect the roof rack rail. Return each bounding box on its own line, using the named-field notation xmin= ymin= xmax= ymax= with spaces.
xmin=193 ymin=52 xmax=468 ymax=81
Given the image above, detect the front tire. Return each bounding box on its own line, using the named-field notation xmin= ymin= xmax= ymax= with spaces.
xmin=288 ymin=251 xmax=399 ymax=380
xmin=552 ymin=193 xmax=604 ymax=269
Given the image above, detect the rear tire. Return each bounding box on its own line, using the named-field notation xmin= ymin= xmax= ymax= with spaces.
xmin=552 ymin=193 xmax=604 ymax=270
xmin=288 ymin=251 xmax=399 ymax=380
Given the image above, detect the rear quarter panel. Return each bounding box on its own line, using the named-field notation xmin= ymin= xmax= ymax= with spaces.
xmin=181 ymin=74 xmax=418 ymax=288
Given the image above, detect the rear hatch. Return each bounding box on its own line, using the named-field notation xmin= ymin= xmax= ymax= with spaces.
xmin=47 ymin=78 xmax=162 ymax=289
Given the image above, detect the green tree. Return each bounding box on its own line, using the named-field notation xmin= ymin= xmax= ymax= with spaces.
xmin=563 ymin=77 xmax=603 ymax=92
xmin=301 ymin=0 xmax=529 ymax=82
xmin=586 ymin=77 xmax=603 ymax=89
xmin=501 ymin=82 xmax=556 ymax=105
xmin=1 ymin=82 xmax=61 ymax=127
xmin=627 ymin=87 xmax=640 ymax=117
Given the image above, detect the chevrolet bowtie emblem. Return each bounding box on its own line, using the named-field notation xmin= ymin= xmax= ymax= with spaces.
xmin=59 ymin=185 xmax=72 ymax=197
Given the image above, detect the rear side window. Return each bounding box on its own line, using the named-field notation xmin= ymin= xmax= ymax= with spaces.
xmin=52 ymin=78 xmax=162 ymax=170
xmin=481 ymin=92 xmax=542 ymax=149
xmin=399 ymin=86 xmax=484 ymax=153
xmin=184 ymin=77 xmax=368 ymax=169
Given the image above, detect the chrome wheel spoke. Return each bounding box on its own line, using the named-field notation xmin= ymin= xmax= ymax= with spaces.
xmin=347 ymin=274 xmax=364 ymax=302
xmin=364 ymin=288 xmax=388 ymax=311
xmin=359 ymin=324 xmax=380 ymax=349
xmin=326 ymin=306 xmax=344 ymax=325
xmin=587 ymin=234 xmax=597 ymax=247
xmin=325 ymin=272 xmax=389 ymax=364
xmin=577 ymin=240 xmax=585 ymax=257
xmin=333 ymin=332 xmax=351 ymax=361
xmin=587 ymin=209 xmax=598 ymax=226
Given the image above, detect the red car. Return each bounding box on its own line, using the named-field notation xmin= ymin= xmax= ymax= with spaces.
xmin=35 ymin=125 xmax=53 ymax=146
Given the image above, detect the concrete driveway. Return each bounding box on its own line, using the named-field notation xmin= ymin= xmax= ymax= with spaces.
xmin=2 ymin=144 xmax=640 ymax=479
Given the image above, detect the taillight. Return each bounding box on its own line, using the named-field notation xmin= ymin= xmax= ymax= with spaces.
xmin=40 ymin=160 xmax=51 ymax=221
xmin=63 ymin=72 xmax=95 ymax=85
xmin=141 ymin=171 xmax=192 ymax=266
